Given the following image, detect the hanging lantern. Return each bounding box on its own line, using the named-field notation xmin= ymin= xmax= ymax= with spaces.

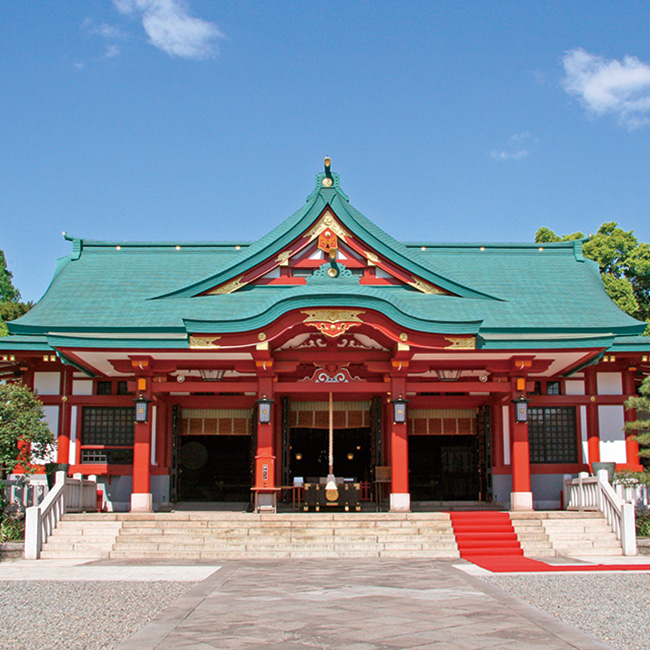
xmin=133 ymin=394 xmax=151 ymax=423
xmin=257 ymin=396 xmax=273 ymax=424
xmin=392 ymin=396 xmax=408 ymax=424
xmin=513 ymin=394 xmax=529 ymax=423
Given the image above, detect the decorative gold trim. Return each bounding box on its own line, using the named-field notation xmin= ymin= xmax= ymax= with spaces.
xmin=276 ymin=251 xmax=292 ymax=266
xmin=399 ymin=332 xmax=408 ymax=341
xmin=304 ymin=211 xmax=350 ymax=243
xmin=325 ymin=488 xmax=339 ymax=501
xmin=365 ymin=251 xmax=379 ymax=266
xmin=258 ymin=332 xmax=267 ymax=341
xmin=444 ymin=337 xmax=476 ymax=350
xmin=322 ymin=177 xmax=333 ymax=187
xmin=408 ymin=277 xmax=448 ymax=295
xmin=207 ymin=275 xmax=247 ymax=295
xmin=189 ymin=336 xmax=221 ymax=349
xmin=301 ymin=309 xmax=364 ymax=324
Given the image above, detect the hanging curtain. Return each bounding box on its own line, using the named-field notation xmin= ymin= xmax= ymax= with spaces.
xmin=290 ymin=401 xmax=372 ymax=429
xmin=180 ymin=408 xmax=252 ymax=436
xmin=408 ymin=408 xmax=477 ymax=436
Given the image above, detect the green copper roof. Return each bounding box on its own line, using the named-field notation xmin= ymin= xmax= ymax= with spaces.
xmin=3 ymin=165 xmax=648 ymax=353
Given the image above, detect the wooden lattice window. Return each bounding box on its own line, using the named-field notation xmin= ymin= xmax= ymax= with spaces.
xmin=528 ymin=407 xmax=577 ymax=464
xmin=81 ymin=407 xmax=135 ymax=446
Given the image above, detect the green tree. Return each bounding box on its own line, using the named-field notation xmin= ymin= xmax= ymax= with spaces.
xmin=0 ymin=383 xmax=54 ymax=479
xmin=625 ymin=376 xmax=650 ymax=469
xmin=0 ymin=250 xmax=31 ymax=337
xmin=0 ymin=251 xmax=20 ymax=304
xmin=535 ymin=222 xmax=650 ymax=328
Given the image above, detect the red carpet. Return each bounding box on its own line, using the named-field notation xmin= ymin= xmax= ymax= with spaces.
xmin=449 ymin=511 xmax=650 ymax=573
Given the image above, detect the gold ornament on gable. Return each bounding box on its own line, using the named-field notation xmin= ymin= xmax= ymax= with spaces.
xmin=207 ymin=276 xmax=247 ymax=295
xmin=305 ymin=212 xmax=350 ymax=243
xmin=444 ymin=337 xmax=476 ymax=350
xmin=408 ymin=277 xmax=448 ymax=295
xmin=189 ymin=336 xmax=222 ymax=349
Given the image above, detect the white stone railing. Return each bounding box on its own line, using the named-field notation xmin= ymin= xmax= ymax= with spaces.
xmin=614 ymin=481 xmax=650 ymax=512
xmin=564 ymin=470 xmax=636 ymax=556
xmin=1 ymin=477 xmax=48 ymax=512
xmin=24 ymin=471 xmax=97 ymax=560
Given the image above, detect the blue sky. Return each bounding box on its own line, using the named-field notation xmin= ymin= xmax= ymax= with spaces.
xmin=3 ymin=1 xmax=650 ymax=302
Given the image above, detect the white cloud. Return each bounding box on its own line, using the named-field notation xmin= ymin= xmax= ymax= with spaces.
xmin=489 ymin=133 xmax=537 ymax=162
xmin=105 ymin=44 xmax=121 ymax=59
xmin=563 ymin=48 xmax=650 ymax=130
xmin=82 ymin=18 xmax=128 ymax=40
xmin=112 ymin=0 xmax=224 ymax=60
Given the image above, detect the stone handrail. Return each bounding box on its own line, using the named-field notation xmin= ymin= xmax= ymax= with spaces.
xmin=1 ymin=477 xmax=48 ymax=512
xmin=614 ymin=481 xmax=649 ymax=512
xmin=24 ymin=471 xmax=97 ymax=560
xmin=564 ymin=470 xmax=636 ymax=556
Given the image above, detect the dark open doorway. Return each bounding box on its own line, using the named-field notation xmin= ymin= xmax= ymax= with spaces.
xmin=408 ymin=435 xmax=479 ymax=501
xmin=178 ymin=435 xmax=252 ymax=501
xmin=289 ymin=427 xmax=371 ymax=482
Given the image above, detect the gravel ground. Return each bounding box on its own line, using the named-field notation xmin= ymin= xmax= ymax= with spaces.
xmin=482 ymin=573 xmax=650 ymax=650
xmin=0 ymin=581 xmax=196 ymax=650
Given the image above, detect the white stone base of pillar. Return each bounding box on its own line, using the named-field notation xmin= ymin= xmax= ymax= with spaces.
xmin=510 ymin=491 xmax=533 ymax=511
xmin=130 ymin=492 xmax=153 ymax=512
xmin=389 ymin=493 xmax=410 ymax=512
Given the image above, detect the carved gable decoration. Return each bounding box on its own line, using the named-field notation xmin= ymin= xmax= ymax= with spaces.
xmin=201 ymin=207 xmax=452 ymax=295
xmin=300 ymin=364 xmax=364 ymax=384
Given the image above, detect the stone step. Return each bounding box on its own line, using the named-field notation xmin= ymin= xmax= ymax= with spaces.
xmin=556 ymin=547 xmax=623 ymax=556
xmin=515 ymin=533 xmax=550 ymax=542
xmin=40 ymin=549 xmax=109 ymax=560
xmin=43 ymin=511 xmax=626 ymax=560
xmin=524 ymin=549 xmax=557 ymax=557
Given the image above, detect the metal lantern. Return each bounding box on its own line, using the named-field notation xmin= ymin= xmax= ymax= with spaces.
xmin=133 ymin=394 xmax=151 ymax=423
xmin=513 ymin=394 xmax=529 ymax=423
xmin=392 ymin=396 xmax=408 ymax=424
xmin=257 ymin=396 xmax=274 ymax=424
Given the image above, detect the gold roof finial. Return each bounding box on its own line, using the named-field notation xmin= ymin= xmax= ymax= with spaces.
xmin=322 ymin=156 xmax=334 ymax=187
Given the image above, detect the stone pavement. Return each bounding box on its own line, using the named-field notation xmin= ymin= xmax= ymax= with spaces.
xmin=111 ymin=559 xmax=615 ymax=650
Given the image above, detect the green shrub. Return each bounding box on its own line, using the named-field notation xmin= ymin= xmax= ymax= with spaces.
xmin=0 ymin=513 xmax=24 ymax=542
xmin=614 ymin=470 xmax=650 ymax=487
xmin=636 ymin=513 xmax=650 ymax=538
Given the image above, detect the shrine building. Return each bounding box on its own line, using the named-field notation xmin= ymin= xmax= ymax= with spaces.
xmin=1 ymin=159 xmax=649 ymax=513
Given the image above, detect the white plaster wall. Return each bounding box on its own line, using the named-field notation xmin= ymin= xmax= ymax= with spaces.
xmin=34 ymin=405 xmax=59 ymax=464
xmin=580 ymin=405 xmax=588 ymax=464
xmin=69 ymin=406 xmax=78 ymax=465
xmin=33 ymin=372 xmax=60 ymax=395
xmin=597 ymin=372 xmax=622 ymax=395
xmin=502 ymin=405 xmax=510 ymax=465
xmin=598 ymin=405 xmax=627 ymax=463
xmin=565 ymin=380 xmax=585 ymax=396
xmin=72 ymin=380 xmax=93 ymax=396
xmin=150 ymin=405 xmax=158 ymax=466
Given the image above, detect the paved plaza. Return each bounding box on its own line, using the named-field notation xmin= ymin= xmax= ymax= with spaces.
xmin=6 ymin=557 xmax=645 ymax=649
xmin=102 ymin=559 xmax=617 ymax=650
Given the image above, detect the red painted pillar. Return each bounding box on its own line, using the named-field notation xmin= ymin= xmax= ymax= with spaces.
xmin=510 ymin=379 xmax=533 ymax=510
xmin=131 ymin=377 xmax=153 ymax=512
xmin=56 ymin=369 xmax=72 ymax=467
xmin=254 ymin=376 xmax=277 ymax=511
xmin=623 ymin=370 xmax=642 ymax=470
xmin=390 ymin=377 xmax=410 ymax=512
xmin=585 ymin=367 xmax=600 ymax=465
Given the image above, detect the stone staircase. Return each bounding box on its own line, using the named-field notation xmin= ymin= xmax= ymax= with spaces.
xmin=37 ymin=510 xmax=625 ymax=561
xmin=39 ymin=512 xmax=460 ymax=560
xmin=510 ymin=511 xmax=623 ymax=557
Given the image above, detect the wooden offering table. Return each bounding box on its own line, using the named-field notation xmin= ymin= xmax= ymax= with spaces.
xmin=303 ymin=480 xmax=361 ymax=512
